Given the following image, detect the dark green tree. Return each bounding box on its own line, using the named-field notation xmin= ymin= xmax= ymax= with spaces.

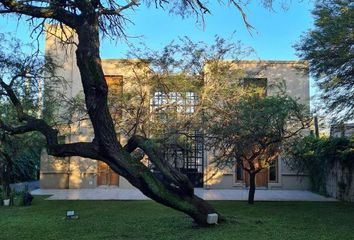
xmin=295 ymin=0 xmax=354 ymax=121
xmin=0 ymin=131 xmax=44 ymax=199
xmin=0 ymin=34 xmax=62 ymax=199
xmin=206 ymin=91 xmax=310 ymax=204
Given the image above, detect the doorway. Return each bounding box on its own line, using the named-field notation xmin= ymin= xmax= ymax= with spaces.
xmin=97 ymin=162 xmax=119 ymax=186
xmin=244 ymin=169 xmax=268 ymax=188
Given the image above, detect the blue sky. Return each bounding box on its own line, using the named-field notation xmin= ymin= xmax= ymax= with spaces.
xmin=0 ymin=1 xmax=315 ymax=60
xmin=0 ymin=1 xmax=316 ymax=97
xmin=104 ymin=1 xmax=315 ymax=60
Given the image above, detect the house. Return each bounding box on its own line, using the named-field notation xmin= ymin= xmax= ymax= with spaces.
xmin=40 ymin=25 xmax=310 ymax=190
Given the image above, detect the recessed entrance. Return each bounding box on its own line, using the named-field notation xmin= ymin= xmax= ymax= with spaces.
xmin=235 ymin=162 xmax=279 ymax=188
xmin=244 ymin=169 xmax=268 ymax=187
xmin=97 ymin=162 xmax=119 ymax=186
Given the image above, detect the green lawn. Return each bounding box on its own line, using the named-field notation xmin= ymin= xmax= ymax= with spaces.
xmin=0 ymin=197 xmax=353 ymax=240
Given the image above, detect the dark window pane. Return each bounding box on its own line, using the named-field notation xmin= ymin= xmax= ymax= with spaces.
xmin=236 ymin=164 xmax=243 ymax=181
xmin=151 ymin=91 xmax=198 ymax=114
xmin=269 ymin=160 xmax=277 ymax=182
xmin=243 ymin=78 xmax=267 ymax=96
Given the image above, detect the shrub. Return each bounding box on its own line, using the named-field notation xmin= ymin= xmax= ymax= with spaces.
xmin=285 ymin=135 xmax=354 ymax=195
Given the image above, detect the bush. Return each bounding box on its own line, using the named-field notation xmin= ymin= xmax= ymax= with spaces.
xmin=23 ymin=192 xmax=33 ymax=206
xmin=11 ymin=191 xmax=24 ymax=206
xmin=285 ymin=135 xmax=354 ymax=195
xmin=0 ymin=188 xmax=3 ymax=206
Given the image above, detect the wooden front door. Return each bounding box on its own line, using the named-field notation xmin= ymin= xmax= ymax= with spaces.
xmin=97 ymin=162 xmax=119 ymax=186
xmin=245 ymin=169 xmax=268 ymax=187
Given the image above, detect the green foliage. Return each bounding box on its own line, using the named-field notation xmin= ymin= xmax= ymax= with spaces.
xmin=10 ymin=190 xmax=25 ymax=207
xmin=0 ymin=34 xmax=57 ymax=190
xmin=0 ymin=187 xmax=2 ymax=205
xmin=285 ymin=135 xmax=354 ymax=195
xmin=121 ymin=36 xmax=252 ymax=139
xmin=206 ymin=92 xmax=309 ymax=171
xmin=1 ymin=133 xmax=44 ymax=182
xmin=295 ymin=0 xmax=354 ymax=120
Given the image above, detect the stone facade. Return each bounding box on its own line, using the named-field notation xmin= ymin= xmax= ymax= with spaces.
xmin=41 ymin=26 xmax=310 ymax=190
xmin=327 ymin=123 xmax=354 ymax=201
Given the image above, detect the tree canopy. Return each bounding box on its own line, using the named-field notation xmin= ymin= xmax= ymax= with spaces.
xmin=206 ymin=90 xmax=310 ymax=204
xmin=0 ymin=35 xmax=59 ymax=199
xmin=295 ymin=0 xmax=354 ymax=121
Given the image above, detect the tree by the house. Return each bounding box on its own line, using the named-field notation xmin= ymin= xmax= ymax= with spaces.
xmin=0 ymin=0 xmax=287 ymax=225
xmin=0 ymin=34 xmax=65 ymax=200
xmin=115 ymin=36 xmax=252 ymax=141
xmin=295 ymin=0 xmax=354 ymax=121
xmin=108 ymin=37 xmax=253 ymax=187
xmin=0 ymin=131 xmax=43 ymax=199
xmin=206 ymin=90 xmax=310 ymax=204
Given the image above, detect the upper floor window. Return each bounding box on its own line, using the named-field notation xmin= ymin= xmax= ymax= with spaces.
xmin=151 ymin=91 xmax=198 ymax=114
xmin=235 ymin=163 xmax=244 ymax=182
xmin=243 ymin=78 xmax=267 ymax=97
xmin=106 ymin=75 xmax=123 ymax=122
xmin=106 ymin=75 xmax=123 ymax=96
xmin=269 ymin=158 xmax=278 ymax=182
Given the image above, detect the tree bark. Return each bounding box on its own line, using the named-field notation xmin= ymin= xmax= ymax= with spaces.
xmin=248 ymin=171 xmax=256 ymax=204
xmin=71 ymin=16 xmax=221 ymax=226
xmin=0 ymin=151 xmax=13 ymax=199
xmin=0 ymin=3 xmax=223 ymax=225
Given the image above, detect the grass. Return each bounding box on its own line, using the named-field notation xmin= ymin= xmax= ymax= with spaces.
xmin=0 ymin=197 xmax=354 ymax=240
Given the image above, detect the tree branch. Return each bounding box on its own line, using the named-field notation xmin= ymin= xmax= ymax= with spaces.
xmin=0 ymin=78 xmax=59 ymax=143
xmin=0 ymin=117 xmax=102 ymax=161
xmin=0 ymin=0 xmax=79 ymax=28
xmin=49 ymin=142 xmax=103 ymax=159
xmin=124 ymin=135 xmax=194 ymax=196
xmin=229 ymin=0 xmax=254 ymax=31
xmin=98 ymin=0 xmax=139 ymax=15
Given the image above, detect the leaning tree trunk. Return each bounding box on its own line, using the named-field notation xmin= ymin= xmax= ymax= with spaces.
xmin=73 ymin=17 xmax=221 ymax=226
xmin=248 ymin=171 xmax=256 ymax=204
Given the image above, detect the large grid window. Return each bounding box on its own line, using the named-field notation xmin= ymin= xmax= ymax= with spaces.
xmin=150 ymin=91 xmax=204 ymax=187
xmin=163 ymin=131 xmax=205 ymax=187
xmin=163 ymin=132 xmax=204 ymax=172
xmin=151 ymin=91 xmax=198 ymax=114
xmin=146 ymin=131 xmax=205 ymax=187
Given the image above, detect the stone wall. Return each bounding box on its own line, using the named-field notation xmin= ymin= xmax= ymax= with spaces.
xmin=326 ymin=161 xmax=354 ymax=202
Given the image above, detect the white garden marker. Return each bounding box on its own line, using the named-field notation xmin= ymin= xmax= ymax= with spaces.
xmin=207 ymin=213 xmax=218 ymax=224
xmin=3 ymin=199 xmax=10 ymax=206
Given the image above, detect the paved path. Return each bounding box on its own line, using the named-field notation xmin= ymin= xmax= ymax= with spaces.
xmin=11 ymin=181 xmax=39 ymax=192
xmin=32 ymin=188 xmax=337 ymax=201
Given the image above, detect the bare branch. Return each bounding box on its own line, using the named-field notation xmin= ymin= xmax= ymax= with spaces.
xmin=0 ymin=0 xmax=79 ymax=28
xmin=98 ymin=0 xmax=139 ymax=15
xmin=228 ymin=0 xmax=254 ymax=31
